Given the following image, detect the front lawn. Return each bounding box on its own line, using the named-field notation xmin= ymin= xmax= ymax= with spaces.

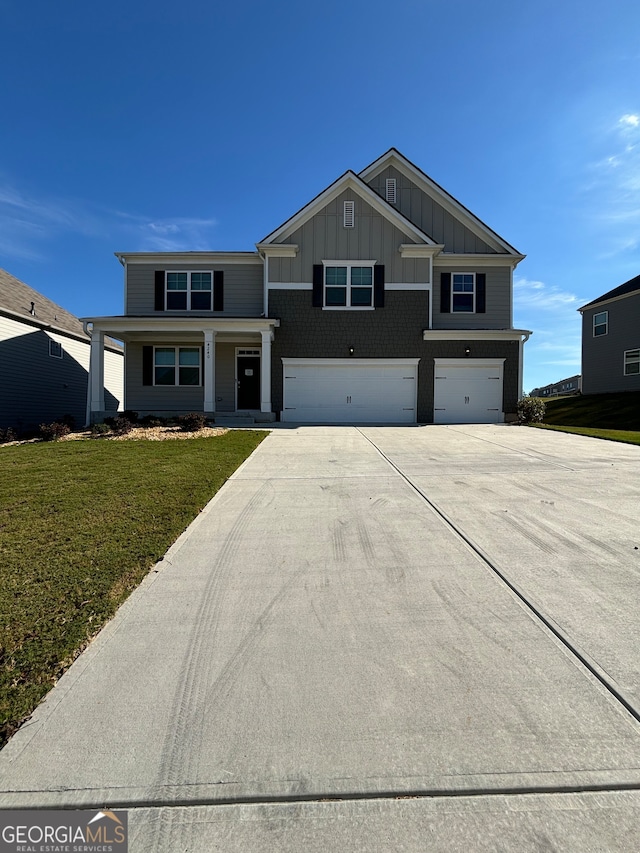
xmin=0 ymin=431 xmax=266 ymax=747
xmin=531 ymin=423 xmax=640 ymax=446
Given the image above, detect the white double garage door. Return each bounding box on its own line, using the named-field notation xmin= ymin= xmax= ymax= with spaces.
xmin=281 ymin=358 xmax=504 ymax=424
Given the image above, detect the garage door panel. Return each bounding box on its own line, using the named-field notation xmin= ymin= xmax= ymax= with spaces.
xmin=282 ymin=360 xmax=417 ymax=423
xmin=434 ymin=360 xmax=504 ymax=425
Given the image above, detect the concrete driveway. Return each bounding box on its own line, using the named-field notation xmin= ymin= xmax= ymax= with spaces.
xmin=1 ymin=425 xmax=640 ymax=851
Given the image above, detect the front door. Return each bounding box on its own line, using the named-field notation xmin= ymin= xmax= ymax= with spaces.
xmin=237 ymin=354 xmax=261 ymax=409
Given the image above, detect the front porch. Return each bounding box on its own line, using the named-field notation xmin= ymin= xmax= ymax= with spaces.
xmin=83 ymin=316 xmax=280 ymax=425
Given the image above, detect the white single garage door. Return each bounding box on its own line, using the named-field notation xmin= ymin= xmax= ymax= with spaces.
xmin=282 ymin=358 xmax=419 ymax=423
xmin=433 ymin=358 xmax=505 ymax=424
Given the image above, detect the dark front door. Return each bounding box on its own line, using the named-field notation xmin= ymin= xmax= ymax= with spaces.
xmin=237 ymin=356 xmax=261 ymax=409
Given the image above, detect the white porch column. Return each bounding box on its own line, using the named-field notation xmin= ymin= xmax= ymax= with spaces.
xmin=260 ymin=330 xmax=272 ymax=413
xmin=203 ymin=330 xmax=216 ymax=413
xmin=89 ymin=329 xmax=105 ymax=419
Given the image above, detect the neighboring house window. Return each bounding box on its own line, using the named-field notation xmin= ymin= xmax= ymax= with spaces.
xmin=385 ymin=178 xmax=397 ymax=204
xmin=624 ymin=349 xmax=640 ymax=375
xmin=165 ymin=271 xmax=212 ymax=310
xmin=49 ymin=339 xmax=63 ymax=358
xmin=593 ymin=311 xmax=608 ymax=337
xmin=343 ymin=201 xmax=355 ymax=228
xmin=324 ymin=264 xmax=373 ymax=308
xmin=154 ymin=347 xmax=201 ymax=386
xmin=452 ymin=273 xmax=475 ymax=312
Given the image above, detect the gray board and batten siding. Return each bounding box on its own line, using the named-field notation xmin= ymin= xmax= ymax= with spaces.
xmin=365 ymin=165 xmax=499 ymax=254
xmin=581 ymin=292 xmax=640 ymax=394
xmin=126 ymin=262 xmax=264 ymax=317
xmin=269 ymin=190 xmax=430 ymax=285
xmin=268 ymin=290 xmax=520 ymax=422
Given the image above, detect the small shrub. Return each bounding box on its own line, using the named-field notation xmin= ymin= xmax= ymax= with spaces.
xmin=176 ymin=412 xmax=208 ymax=432
xmin=122 ymin=410 xmax=139 ymax=424
xmin=0 ymin=427 xmax=17 ymax=443
xmin=90 ymin=422 xmax=111 ymax=437
xmin=517 ymin=396 xmax=546 ymax=424
xmin=109 ymin=417 xmax=133 ymax=436
xmin=139 ymin=415 xmax=166 ymax=427
xmin=39 ymin=421 xmax=71 ymax=441
xmin=61 ymin=414 xmax=76 ymax=429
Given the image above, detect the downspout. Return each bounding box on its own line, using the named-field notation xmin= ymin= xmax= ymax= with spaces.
xmin=83 ymin=320 xmax=93 ymax=427
xmin=519 ymin=331 xmax=531 ymax=398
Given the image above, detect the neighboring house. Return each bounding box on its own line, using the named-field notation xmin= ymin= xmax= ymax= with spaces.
xmin=0 ymin=269 xmax=123 ymax=433
xmin=531 ymin=375 xmax=581 ymax=398
xmin=578 ymin=274 xmax=640 ymax=395
xmin=85 ymin=149 xmax=531 ymax=425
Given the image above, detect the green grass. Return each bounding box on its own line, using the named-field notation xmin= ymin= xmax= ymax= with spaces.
xmin=543 ymin=390 xmax=640 ymax=430
xmin=0 ymin=431 xmax=266 ymax=747
xmin=531 ymin=423 xmax=640 ymax=446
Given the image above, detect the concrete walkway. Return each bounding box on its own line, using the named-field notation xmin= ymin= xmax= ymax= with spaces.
xmin=1 ymin=425 xmax=639 ymax=851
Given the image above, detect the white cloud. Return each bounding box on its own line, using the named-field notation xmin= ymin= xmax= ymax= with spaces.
xmin=513 ymin=277 xmax=582 ymax=311
xmin=0 ymin=180 xmax=219 ymax=262
xmin=133 ymin=217 xmax=218 ymax=251
xmin=619 ymin=113 xmax=640 ymax=128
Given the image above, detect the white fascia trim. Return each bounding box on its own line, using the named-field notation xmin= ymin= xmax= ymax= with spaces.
xmin=260 ymin=172 xmax=435 ymax=247
xmin=433 ymin=253 xmax=526 ymax=268
xmin=115 ymin=252 xmax=263 ymax=265
xmin=578 ymin=290 xmax=640 ymax=313
xmin=423 ymin=329 xmax=532 ymax=341
xmin=282 ymin=357 xmax=420 ymax=366
xmin=268 ymin=282 xmax=313 ymax=290
xmin=359 ymin=151 xmax=522 ymax=257
xmin=255 ymin=244 xmax=298 ymax=258
xmin=434 ymin=358 xmax=506 ymax=366
xmin=385 ymin=283 xmax=431 ymax=291
xmin=399 ymin=244 xmax=444 ymax=259
xmin=84 ymin=316 xmax=280 ymax=336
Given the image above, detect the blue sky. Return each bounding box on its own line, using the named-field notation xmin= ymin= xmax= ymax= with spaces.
xmin=1 ymin=0 xmax=639 ymax=392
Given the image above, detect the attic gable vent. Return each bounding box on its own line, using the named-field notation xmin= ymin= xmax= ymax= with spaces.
xmin=343 ymin=200 xmax=355 ymax=228
xmin=385 ymin=178 xmax=397 ymax=204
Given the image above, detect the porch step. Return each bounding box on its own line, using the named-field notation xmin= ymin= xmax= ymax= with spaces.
xmin=213 ymin=415 xmax=255 ymax=426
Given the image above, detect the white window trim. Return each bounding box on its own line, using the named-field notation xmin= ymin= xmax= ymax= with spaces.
xmin=49 ymin=339 xmax=63 ymax=358
xmin=165 ymin=270 xmax=214 ymax=311
xmin=322 ymin=260 xmax=376 ymax=311
xmin=593 ymin=311 xmax=608 ymax=337
xmin=451 ymin=272 xmax=476 ymax=314
xmin=153 ymin=345 xmax=202 ymax=387
xmin=623 ymin=348 xmax=639 ymax=376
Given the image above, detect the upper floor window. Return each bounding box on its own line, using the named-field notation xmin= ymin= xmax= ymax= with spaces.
xmin=624 ymin=349 xmax=639 ymax=375
xmin=593 ymin=311 xmax=608 ymax=337
xmin=166 ymin=271 xmax=212 ymax=310
xmin=49 ymin=339 xmax=63 ymax=358
xmin=154 ymin=346 xmax=201 ymax=386
xmin=452 ymin=273 xmax=475 ymax=312
xmin=324 ymin=263 xmax=373 ymax=308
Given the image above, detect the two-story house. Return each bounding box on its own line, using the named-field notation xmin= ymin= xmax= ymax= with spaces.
xmin=578 ymin=274 xmax=640 ymax=395
xmin=85 ymin=149 xmax=530 ymax=425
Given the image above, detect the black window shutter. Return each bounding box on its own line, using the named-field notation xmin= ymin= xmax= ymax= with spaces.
xmin=440 ymin=273 xmax=451 ymax=313
xmin=213 ymin=271 xmax=224 ymax=311
xmin=374 ymin=264 xmax=385 ymax=307
xmin=142 ymin=346 xmax=153 ymax=386
xmin=154 ymin=271 xmax=165 ymax=311
xmin=312 ymin=265 xmax=323 ymax=307
xmin=476 ymin=273 xmax=486 ymax=313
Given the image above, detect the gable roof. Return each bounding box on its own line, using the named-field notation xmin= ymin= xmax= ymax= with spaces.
xmin=359 ymin=148 xmax=523 ymax=257
xmin=258 ymin=169 xmax=440 ymax=249
xmin=0 ymin=268 xmax=122 ymax=351
xmin=579 ymin=273 xmax=640 ymax=311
